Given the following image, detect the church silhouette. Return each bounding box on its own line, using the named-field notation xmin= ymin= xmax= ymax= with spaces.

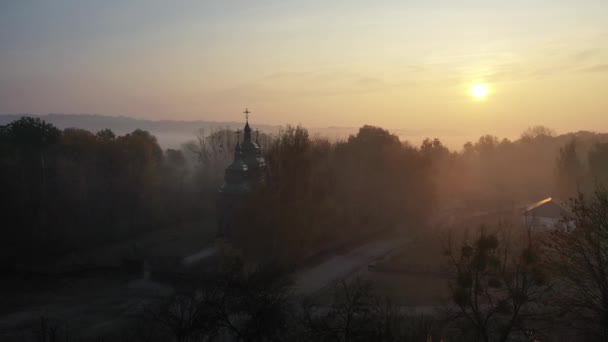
xmin=217 ymin=109 xmax=266 ymax=239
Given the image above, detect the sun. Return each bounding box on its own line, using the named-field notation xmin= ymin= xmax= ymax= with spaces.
xmin=470 ymin=83 xmax=489 ymax=100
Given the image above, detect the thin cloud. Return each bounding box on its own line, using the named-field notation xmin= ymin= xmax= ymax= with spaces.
xmin=579 ymin=64 xmax=608 ymax=73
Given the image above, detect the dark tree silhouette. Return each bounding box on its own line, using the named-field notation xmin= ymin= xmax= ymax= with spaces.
xmin=588 ymin=142 xmax=608 ymax=186
xmin=546 ymin=185 xmax=608 ymax=340
xmin=444 ymin=228 xmax=550 ymax=342
xmin=555 ymin=139 xmax=583 ymax=199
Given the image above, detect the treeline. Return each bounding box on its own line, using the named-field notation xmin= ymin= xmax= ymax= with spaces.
xmin=425 ymin=126 xmax=608 ymax=210
xmin=234 ymin=123 xmax=608 ymax=263
xmin=0 ymin=117 xmax=202 ymax=267
xmin=230 ymin=125 xmax=435 ymax=262
xmin=4 ymin=116 xmax=608 ymax=269
xmin=0 ymin=117 xmax=438 ymax=268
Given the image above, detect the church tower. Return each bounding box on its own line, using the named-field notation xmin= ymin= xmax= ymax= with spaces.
xmin=217 ymin=109 xmax=266 ymax=239
xmin=239 ymin=108 xmax=266 ymax=185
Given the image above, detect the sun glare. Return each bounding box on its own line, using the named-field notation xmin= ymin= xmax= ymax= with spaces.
xmin=471 ymin=83 xmax=489 ymax=100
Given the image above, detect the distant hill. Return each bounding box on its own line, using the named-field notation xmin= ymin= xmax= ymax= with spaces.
xmin=0 ymin=113 xmax=471 ymax=149
xmin=0 ymin=113 xmax=397 ymax=149
xmin=3 ymin=114 xmax=606 ymax=152
xmin=0 ymin=114 xmax=286 ymax=149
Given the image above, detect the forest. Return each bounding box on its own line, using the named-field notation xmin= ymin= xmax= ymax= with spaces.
xmin=2 ymin=116 xmax=608 ymax=341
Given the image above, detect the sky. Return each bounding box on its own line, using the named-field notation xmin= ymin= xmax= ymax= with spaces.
xmin=1 ymin=0 xmax=607 ymax=147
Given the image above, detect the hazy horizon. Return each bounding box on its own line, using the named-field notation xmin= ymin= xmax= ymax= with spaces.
xmin=2 ymin=1 xmax=608 ymax=145
xmin=2 ymin=112 xmax=600 ymax=150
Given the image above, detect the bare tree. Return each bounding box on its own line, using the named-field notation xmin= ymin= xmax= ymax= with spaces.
xmin=298 ymin=277 xmax=438 ymax=342
xmin=216 ymin=259 xmax=293 ymax=342
xmin=520 ymin=126 xmax=556 ymax=142
xmin=555 ymin=139 xmax=583 ymax=199
xmin=444 ymin=227 xmax=550 ymax=342
xmin=546 ymin=185 xmax=608 ymax=340
xmin=146 ymin=258 xmax=293 ymax=342
xmin=144 ymin=291 xmax=221 ymax=342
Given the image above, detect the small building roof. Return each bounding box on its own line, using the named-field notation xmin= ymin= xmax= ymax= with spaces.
xmin=524 ymin=197 xmax=569 ymax=218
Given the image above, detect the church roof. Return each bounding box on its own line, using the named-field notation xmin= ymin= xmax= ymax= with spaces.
xmin=226 ymin=157 xmax=248 ymax=172
xmin=226 ymin=141 xmax=248 ymax=171
xmin=220 ymin=109 xmax=266 ymax=193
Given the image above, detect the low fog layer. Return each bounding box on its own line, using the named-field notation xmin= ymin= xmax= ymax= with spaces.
xmin=0 ymin=113 xmax=510 ymax=150
xmin=2 ymin=116 xmax=608 ymax=341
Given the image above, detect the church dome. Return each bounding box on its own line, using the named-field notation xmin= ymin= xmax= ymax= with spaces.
xmin=222 ymin=142 xmax=250 ymax=193
xmin=241 ymin=139 xmax=261 ymax=156
xmin=219 ymin=109 xmax=266 ymax=194
xmin=226 ymin=156 xmax=248 ymax=172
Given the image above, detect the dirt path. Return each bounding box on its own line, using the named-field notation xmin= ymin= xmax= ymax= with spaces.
xmin=293 ymin=237 xmax=410 ymax=295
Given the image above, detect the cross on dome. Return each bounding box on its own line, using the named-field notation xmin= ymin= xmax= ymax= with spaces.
xmin=243 ymin=108 xmax=250 ymax=122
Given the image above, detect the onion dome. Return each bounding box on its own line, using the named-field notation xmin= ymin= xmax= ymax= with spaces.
xmin=221 ymin=141 xmax=250 ymax=193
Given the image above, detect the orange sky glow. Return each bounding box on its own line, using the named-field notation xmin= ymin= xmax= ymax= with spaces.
xmin=1 ymin=1 xmax=607 ymax=147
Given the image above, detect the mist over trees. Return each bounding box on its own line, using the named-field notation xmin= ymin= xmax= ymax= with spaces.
xmin=0 ymin=118 xmax=201 ymax=268
xmin=231 ymin=125 xmax=435 ymax=261
xmin=433 ymin=126 xmax=608 ymax=211
xmin=3 ymin=117 xmax=608 ymax=268
xmin=4 ymin=117 xmax=608 ymax=341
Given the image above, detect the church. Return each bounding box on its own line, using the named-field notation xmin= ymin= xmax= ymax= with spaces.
xmin=217 ymin=109 xmax=266 ymax=239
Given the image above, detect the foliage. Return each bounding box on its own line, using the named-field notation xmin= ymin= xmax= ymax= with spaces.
xmin=0 ymin=117 xmax=199 ymax=267
xmin=232 ymin=125 xmax=435 ymax=262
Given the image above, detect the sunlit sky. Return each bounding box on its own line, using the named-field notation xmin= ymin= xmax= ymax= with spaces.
xmin=1 ymin=1 xmax=607 ymax=145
